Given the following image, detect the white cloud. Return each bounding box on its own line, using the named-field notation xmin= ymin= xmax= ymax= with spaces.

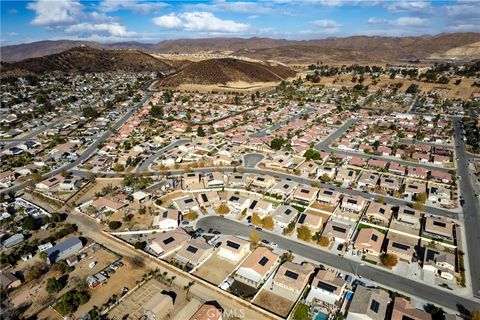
xmin=390 ymin=17 xmax=428 ymax=26
xmin=387 ymin=1 xmax=431 ymax=12
xmin=8 ymin=8 xmax=18 ymax=14
xmin=100 ymin=0 xmax=168 ymax=14
xmin=449 ymin=23 xmax=480 ymax=32
xmin=248 ymin=15 xmax=259 ymax=19
xmin=7 ymin=32 xmax=20 ymax=36
xmin=27 ymin=0 xmax=84 ymax=26
xmin=153 ymin=11 xmax=250 ymax=33
xmin=152 ymin=13 xmax=183 ymax=29
xmin=65 ymin=22 xmax=135 ymax=37
xmin=188 ymin=0 xmax=277 ymax=14
xmin=367 ymin=17 xmax=387 ymax=25
xmin=311 ymin=19 xmax=341 ymax=33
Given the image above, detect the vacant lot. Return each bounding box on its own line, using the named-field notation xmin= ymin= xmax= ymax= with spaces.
xmin=253 ymin=290 xmax=295 ymax=318
xmin=193 ymin=254 xmax=237 ymax=285
xmin=108 ymin=278 xmax=194 ymax=320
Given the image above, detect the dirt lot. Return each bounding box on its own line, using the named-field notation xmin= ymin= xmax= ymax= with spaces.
xmin=253 ymin=290 xmax=295 ymax=318
xmin=75 ymin=179 xmax=124 ymax=204
xmin=108 ymin=278 xmax=195 ymax=320
xmin=193 ymin=254 xmax=237 ymax=285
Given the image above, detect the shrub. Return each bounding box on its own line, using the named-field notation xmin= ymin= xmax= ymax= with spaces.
xmin=108 ymin=221 xmax=122 ymax=230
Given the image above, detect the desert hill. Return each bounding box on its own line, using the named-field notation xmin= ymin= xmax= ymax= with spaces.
xmin=156 ymin=58 xmax=296 ymax=87
xmin=2 ymin=33 xmax=479 ymax=64
xmin=1 ymin=46 xmax=177 ymax=77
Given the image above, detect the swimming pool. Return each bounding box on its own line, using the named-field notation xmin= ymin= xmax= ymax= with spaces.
xmin=315 ymin=311 xmax=328 ymax=320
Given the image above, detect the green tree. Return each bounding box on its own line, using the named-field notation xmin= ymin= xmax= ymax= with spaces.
xmin=22 ymin=216 xmax=36 ymax=230
xmin=108 ymin=221 xmax=122 ymax=230
xmin=270 ymin=137 xmax=285 ymax=150
xmin=46 ymin=277 xmax=64 ymax=293
xmin=380 ymin=253 xmax=398 ymax=267
xmin=297 ymin=226 xmax=312 ymax=241
xmin=197 ymin=126 xmax=206 ymax=137
xmin=249 ymin=230 xmax=261 ymax=245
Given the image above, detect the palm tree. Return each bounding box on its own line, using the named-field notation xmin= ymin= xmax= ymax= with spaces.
xmin=183 ymin=281 xmax=195 ymax=297
xmin=169 ymin=275 xmax=176 ymax=287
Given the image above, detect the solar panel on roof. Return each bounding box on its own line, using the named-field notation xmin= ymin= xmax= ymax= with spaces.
xmin=347 ymin=199 xmax=357 ymax=204
xmin=186 ymin=246 xmax=198 ymax=254
xmin=402 ymin=315 xmax=415 ymax=320
xmin=257 ymin=177 xmax=265 ymax=182
xmin=163 ymin=237 xmax=174 ymax=245
xmin=371 ymin=234 xmax=378 ymax=241
xmin=259 ymin=257 xmax=269 ymax=266
xmin=249 ymin=200 xmax=258 ymax=209
xmin=332 ymin=225 xmax=347 ymax=233
xmin=285 ymin=270 xmax=299 ymax=279
xmin=201 ymin=194 xmax=208 ymax=202
xmin=392 ymin=242 xmax=409 ymax=251
xmin=379 ymin=208 xmax=385 ymax=214
xmin=426 ymin=249 xmax=439 ymax=261
xmin=433 ymin=220 xmax=446 ymax=228
xmin=229 ymin=196 xmax=239 ymax=201
xmin=226 ymin=241 xmax=240 ymax=249
xmin=300 ymin=189 xmax=309 ymax=194
xmin=370 ymin=300 xmax=380 ymax=313
xmin=298 ymin=213 xmax=306 ymax=224
xmin=404 ymin=209 xmax=414 ymax=215
xmin=185 ymin=198 xmax=194 ymax=204
xmin=162 ymin=211 xmax=168 ymax=218
xmin=324 ymin=190 xmax=333 ymax=195
xmin=317 ymin=281 xmax=337 ymax=292
xmin=283 ymin=184 xmax=289 ymax=189
xmin=285 ymin=209 xmax=292 ymax=215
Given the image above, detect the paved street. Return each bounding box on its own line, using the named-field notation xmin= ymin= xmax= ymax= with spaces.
xmin=0 ymin=93 xmax=152 ymax=195
xmin=196 ymin=216 xmax=480 ymax=311
xmin=314 ymin=118 xmax=453 ymax=173
xmin=250 ymin=107 xmax=315 ymax=138
xmin=137 ymin=138 xmax=190 ymax=172
xmin=453 ymin=118 xmax=480 ymax=298
xmin=243 ymin=153 xmax=264 ymax=168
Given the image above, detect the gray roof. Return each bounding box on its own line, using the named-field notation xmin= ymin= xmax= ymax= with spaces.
xmin=347 ymin=286 xmax=391 ymax=320
xmin=45 ymin=237 xmax=83 ymax=263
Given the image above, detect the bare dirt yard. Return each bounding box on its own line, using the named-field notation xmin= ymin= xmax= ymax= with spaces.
xmin=252 ymin=290 xmax=294 ymax=318
xmin=193 ymin=254 xmax=237 ymax=286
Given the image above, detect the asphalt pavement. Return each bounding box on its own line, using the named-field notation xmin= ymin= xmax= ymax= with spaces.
xmin=453 ymin=118 xmax=480 ymax=298
xmin=197 ymin=215 xmax=480 ymax=312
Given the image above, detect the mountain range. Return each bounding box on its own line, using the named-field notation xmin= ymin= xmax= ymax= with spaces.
xmin=2 ymin=32 xmax=480 ymax=64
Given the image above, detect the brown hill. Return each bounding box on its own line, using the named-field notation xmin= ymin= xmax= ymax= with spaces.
xmin=1 ymin=46 xmax=176 ymax=77
xmin=156 ymin=58 xmax=296 ymax=87
xmin=2 ymin=33 xmax=479 ymax=64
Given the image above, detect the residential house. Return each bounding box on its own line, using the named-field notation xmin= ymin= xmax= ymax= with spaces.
xmin=336 ymin=167 xmax=358 ymax=184
xmin=153 ymin=209 xmax=181 ymax=230
xmin=322 ymin=220 xmax=352 ymax=243
xmin=317 ymin=164 xmax=336 ymax=180
xmin=388 ymin=162 xmax=406 ymax=175
xmin=423 ymin=215 xmax=455 ymax=241
xmin=1 ymin=272 xmax=21 ymax=289
xmin=346 ymin=285 xmax=391 ymax=320
xmin=147 ymin=228 xmax=190 ymax=257
xmin=229 ymin=174 xmax=247 ymax=188
xmin=217 ymin=236 xmax=250 ymax=263
xmin=391 ymin=297 xmax=431 ymax=320
xmin=423 ymin=248 xmax=456 ymax=281
xmin=189 ymin=302 xmax=223 ymax=320
xmin=183 ymin=172 xmax=202 ymax=189
xmin=354 ymin=228 xmax=385 ymax=256
xmin=395 ymin=206 xmax=423 ymax=229
xmin=297 ymin=160 xmax=319 ymax=177
xmin=45 ymin=237 xmax=83 ymax=264
xmin=404 ymin=180 xmax=426 ymax=197
xmin=292 ymin=186 xmax=319 ymax=204
xmin=358 ymin=172 xmax=380 ymax=189
xmin=272 ymin=261 xmax=315 ymax=296
xmin=297 ymin=213 xmax=323 ymax=233
xmin=407 ymin=167 xmax=427 ymax=179
xmin=227 ymin=194 xmax=251 ymax=211
xmin=173 ymin=195 xmax=200 ymax=214
xmin=36 ymin=174 xmax=64 ymax=191
xmin=317 ymin=188 xmax=341 ymax=206
xmin=173 ymin=237 xmax=213 ymax=270
xmin=247 ymin=199 xmax=273 ymax=218
xmin=204 ymin=172 xmax=224 ymax=188
xmin=306 ymin=270 xmax=347 ymax=306
xmin=235 ymin=247 xmax=279 ymax=288
xmin=269 ymin=180 xmax=298 ymax=199
xmin=90 ymin=197 xmax=127 ymax=213
xmin=341 ymin=195 xmax=366 ymax=213
xmin=379 ymin=175 xmax=401 ymax=194
xmin=196 ymin=191 xmax=221 ymax=208
xmin=249 ymin=175 xmax=276 ymax=191
xmin=386 ymin=238 xmax=415 ymax=263
xmin=365 ymin=202 xmax=393 ymax=226
xmin=272 ymin=205 xmax=299 ymax=228
xmin=428 ymin=185 xmax=452 ymax=207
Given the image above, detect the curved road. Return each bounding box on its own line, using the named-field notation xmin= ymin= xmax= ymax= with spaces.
xmin=197 ymin=216 xmax=480 ymax=312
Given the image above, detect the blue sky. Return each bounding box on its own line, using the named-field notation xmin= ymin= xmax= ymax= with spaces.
xmin=1 ymin=0 xmax=479 ymax=45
